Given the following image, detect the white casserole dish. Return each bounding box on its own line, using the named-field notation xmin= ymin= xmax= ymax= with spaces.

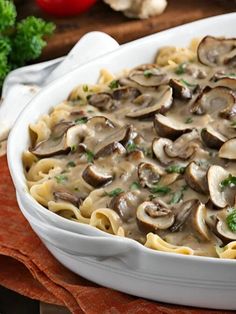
xmin=8 ymin=13 xmax=236 ymax=309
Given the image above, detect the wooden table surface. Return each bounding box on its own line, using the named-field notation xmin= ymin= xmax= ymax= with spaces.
xmin=2 ymin=1 xmax=236 ymax=313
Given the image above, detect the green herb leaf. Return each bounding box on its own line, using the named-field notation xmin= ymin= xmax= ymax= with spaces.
xmin=175 ymin=63 xmax=186 ymax=75
xmin=227 ymin=209 xmax=236 ymax=232
xmin=0 ymin=0 xmax=16 ymax=32
xmin=231 ymin=120 xmax=236 ymax=127
xmin=220 ymin=174 xmax=236 ymax=190
xmin=166 ymin=165 xmax=186 ymax=174
xmin=150 ymin=185 xmax=171 ymax=195
xmin=106 ymin=188 xmax=124 ymax=197
xmin=108 ymin=80 xmax=119 ymax=89
xmin=83 ymin=85 xmax=88 ymax=92
xmin=70 ymin=144 xmax=77 ymax=153
xmin=85 ymin=150 xmax=94 ymax=163
xmin=185 ymin=117 xmax=193 ymax=124
xmin=66 ymin=161 xmax=76 ymax=168
xmin=130 ymin=181 xmax=141 ymax=190
xmin=180 ymin=79 xmax=197 ymax=88
xmin=143 ymin=70 xmax=153 ymax=78
xmin=169 ymin=190 xmax=183 ymax=204
xmin=75 ymin=117 xmax=88 ymax=124
xmin=126 ymin=142 xmax=137 ymax=153
xmin=55 ymin=174 xmax=68 ymax=184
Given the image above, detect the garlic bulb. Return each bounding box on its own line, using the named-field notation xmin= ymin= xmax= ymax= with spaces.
xmin=104 ymin=0 xmax=167 ymax=19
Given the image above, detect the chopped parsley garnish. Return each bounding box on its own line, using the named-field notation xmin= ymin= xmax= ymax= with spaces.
xmin=220 ymin=174 xmax=236 ymax=190
xmin=175 ymin=63 xmax=186 ymax=75
xmin=66 ymin=161 xmax=76 ymax=168
xmin=169 ymin=190 xmax=183 ymax=204
xmin=75 ymin=117 xmax=88 ymax=124
xmin=185 ymin=117 xmax=193 ymax=124
xmin=85 ymin=150 xmax=94 ymax=163
xmin=55 ymin=174 xmax=68 ymax=184
xmin=166 ymin=165 xmax=186 ymax=174
xmin=180 ymin=79 xmax=197 ymax=88
xmin=74 ymin=187 xmax=79 ymax=191
xmin=70 ymin=144 xmax=77 ymax=153
xmin=143 ymin=70 xmax=153 ymax=78
xmin=227 ymin=209 xmax=236 ymax=232
xmin=126 ymin=142 xmax=137 ymax=153
xmin=86 ymin=94 xmax=92 ymax=100
xmin=150 ymin=185 xmax=171 ymax=195
xmin=144 ymin=147 xmax=153 ymax=158
xmin=130 ymin=181 xmax=141 ymax=190
xmin=106 ymin=188 xmax=124 ymax=197
xmin=83 ymin=85 xmax=89 ymax=92
xmin=229 ymin=73 xmax=236 ymax=77
xmin=109 ymin=80 xmax=119 ymax=89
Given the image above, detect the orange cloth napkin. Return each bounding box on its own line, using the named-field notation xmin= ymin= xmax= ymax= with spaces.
xmin=0 ymin=155 xmax=233 ymax=314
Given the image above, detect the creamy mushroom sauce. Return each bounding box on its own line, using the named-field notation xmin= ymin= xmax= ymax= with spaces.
xmin=25 ymin=36 xmax=236 ymax=258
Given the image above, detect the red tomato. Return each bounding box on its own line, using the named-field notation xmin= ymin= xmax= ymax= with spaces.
xmin=36 ymin=0 xmax=97 ymax=17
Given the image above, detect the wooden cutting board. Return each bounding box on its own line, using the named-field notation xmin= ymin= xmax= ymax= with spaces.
xmin=16 ymin=0 xmax=235 ymax=61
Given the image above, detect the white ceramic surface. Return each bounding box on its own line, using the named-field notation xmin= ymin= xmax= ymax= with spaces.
xmin=8 ymin=13 xmax=236 ymax=309
xmin=0 ymin=32 xmax=119 ymax=141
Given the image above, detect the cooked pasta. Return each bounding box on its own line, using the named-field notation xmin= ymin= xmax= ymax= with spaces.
xmin=24 ymin=36 xmax=236 ymax=258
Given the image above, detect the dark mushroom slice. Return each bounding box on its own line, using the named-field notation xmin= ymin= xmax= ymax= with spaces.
xmin=94 ymin=141 xmax=126 ymax=159
xmin=88 ymin=93 xmax=114 ymax=111
xmin=129 ymin=64 xmax=169 ymax=87
xmin=154 ymin=113 xmax=192 ymax=140
xmin=138 ymin=162 xmax=164 ymax=188
xmin=197 ymin=36 xmax=236 ymax=67
xmin=201 ymin=127 xmax=227 ymax=150
xmin=112 ymin=86 xmax=141 ymax=101
xmin=94 ymin=124 xmax=137 ymax=154
xmin=164 ymin=129 xmax=200 ymax=160
xmin=152 ymin=137 xmax=173 ymax=165
xmin=82 ymin=164 xmax=113 ymax=188
xmin=170 ymin=199 xmax=197 ymax=232
xmin=53 ymin=191 xmax=83 ymax=208
xmin=184 ymin=161 xmax=208 ymax=194
xmin=30 ymin=121 xmax=76 ymax=157
xmin=207 ymin=165 xmax=235 ymax=208
xmin=191 ymin=86 xmax=236 ymax=119
xmin=127 ymin=150 xmax=145 ymax=162
xmin=109 ymin=191 xmax=140 ymax=222
xmin=219 ymin=138 xmax=236 ymax=160
xmin=137 ymin=200 xmax=174 ymax=231
xmin=169 ymin=78 xmax=193 ymax=100
xmin=126 ymin=86 xmax=173 ymax=119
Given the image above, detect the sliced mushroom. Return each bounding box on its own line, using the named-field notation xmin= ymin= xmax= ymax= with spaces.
xmin=82 ymin=164 xmax=113 ymax=188
xmin=88 ymin=93 xmax=114 ymax=111
xmin=94 ymin=125 xmax=137 ymax=154
xmin=169 ymin=78 xmax=193 ymax=99
xmin=191 ymin=86 xmax=236 ymax=119
xmin=207 ymin=165 xmax=234 ymax=208
xmin=126 ymin=86 xmax=173 ymax=119
xmin=211 ymin=77 xmax=236 ymax=91
xmin=137 ymin=162 xmax=164 ymax=188
xmin=53 ymin=191 xmax=83 ymax=208
xmin=219 ymin=138 xmax=236 ymax=160
xmin=191 ymin=202 xmax=211 ymax=241
xmin=184 ymin=161 xmax=208 ymax=194
xmin=198 ymin=36 xmax=236 ymax=67
xmin=164 ymin=129 xmax=200 ymax=160
xmin=133 ymin=94 xmax=153 ymax=107
xmin=112 ymin=86 xmax=141 ymax=101
xmin=154 ymin=114 xmax=192 ymax=140
xmin=94 ymin=141 xmax=126 ymax=159
xmin=51 ymin=121 xmax=75 ymax=139
xmin=86 ymin=116 xmax=115 ymax=132
xmin=170 ymin=199 xmax=197 ymax=232
xmin=129 ymin=64 xmax=169 ymax=87
xmin=216 ymin=210 xmax=236 ymax=243
xmin=152 ymin=137 xmax=173 ymax=165
xmin=137 ymin=200 xmax=174 ymax=231
xmin=201 ymin=126 xmax=227 ymax=150
xmin=109 ymin=191 xmax=140 ymax=222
